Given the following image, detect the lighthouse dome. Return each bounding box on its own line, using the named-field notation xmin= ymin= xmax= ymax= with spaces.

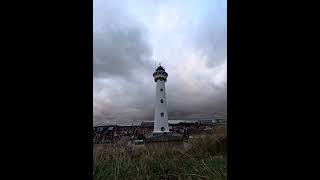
xmin=156 ymin=66 xmax=165 ymax=71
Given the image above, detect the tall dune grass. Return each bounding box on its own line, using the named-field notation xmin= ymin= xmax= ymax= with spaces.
xmin=93 ymin=134 xmax=227 ymax=180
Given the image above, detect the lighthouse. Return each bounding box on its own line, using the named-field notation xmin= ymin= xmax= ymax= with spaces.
xmin=153 ymin=65 xmax=169 ymax=133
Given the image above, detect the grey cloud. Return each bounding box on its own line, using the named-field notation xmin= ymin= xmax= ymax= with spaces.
xmin=93 ymin=8 xmax=156 ymax=125
xmin=93 ymin=9 xmax=153 ymax=79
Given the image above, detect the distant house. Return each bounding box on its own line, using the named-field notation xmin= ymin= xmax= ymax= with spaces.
xmin=137 ymin=121 xmax=154 ymax=136
xmin=169 ymin=119 xmax=219 ymax=135
xmin=140 ymin=121 xmax=154 ymax=128
xmin=116 ymin=125 xmax=139 ymax=136
xmin=168 ymin=121 xmax=197 ymax=135
xmin=93 ymin=125 xmax=117 ymax=143
xmin=199 ymin=120 xmax=214 ymax=126
xmin=215 ymin=118 xmax=227 ymax=124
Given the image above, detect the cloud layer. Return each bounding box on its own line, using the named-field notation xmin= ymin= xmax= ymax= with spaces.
xmin=93 ymin=0 xmax=227 ymax=126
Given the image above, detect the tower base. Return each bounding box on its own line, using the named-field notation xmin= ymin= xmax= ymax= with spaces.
xmin=144 ymin=132 xmax=184 ymax=143
xmin=152 ymin=131 xmax=170 ymax=134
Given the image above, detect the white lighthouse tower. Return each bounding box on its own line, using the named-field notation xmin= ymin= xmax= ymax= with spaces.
xmin=153 ymin=65 xmax=169 ymax=133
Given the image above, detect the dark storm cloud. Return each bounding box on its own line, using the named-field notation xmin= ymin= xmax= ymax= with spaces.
xmin=93 ymin=9 xmax=153 ymax=79
xmin=93 ymin=6 xmax=156 ymax=125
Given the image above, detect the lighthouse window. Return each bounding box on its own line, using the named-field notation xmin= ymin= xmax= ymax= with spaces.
xmin=160 ymin=112 xmax=164 ymax=117
xmin=160 ymin=89 xmax=163 ymax=91
xmin=160 ymin=99 xmax=164 ymax=103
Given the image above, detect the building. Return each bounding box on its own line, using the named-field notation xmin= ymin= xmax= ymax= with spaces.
xmin=116 ymin=125 xmax=139 ymax=137
xmin=152 ymin=65 xmax=169 ymax=133
xmin=216 ymin=118 xmax=227 ymax=124
xmin=93 ymin=125 xmax=117 ymax=143
xmin=137 ymin=121 xmax=154 ymax=136
xmin=199 ymin=120 xmax=214 ymax=126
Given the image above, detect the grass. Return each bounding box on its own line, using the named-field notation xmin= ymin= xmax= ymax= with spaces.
xmin=93 ymin=132 xmax=227 ymax=180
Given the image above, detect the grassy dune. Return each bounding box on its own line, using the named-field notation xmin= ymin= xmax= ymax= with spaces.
xmin=93 ymin=133 xmax=227 ymax=180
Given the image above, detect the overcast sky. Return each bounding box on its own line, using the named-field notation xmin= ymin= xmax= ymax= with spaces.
xmin=93 ymin=0 xmax=227 ymax=126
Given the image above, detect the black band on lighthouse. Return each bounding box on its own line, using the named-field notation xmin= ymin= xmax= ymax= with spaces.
xmin=154 ymin=77 xmax=167 ymax=82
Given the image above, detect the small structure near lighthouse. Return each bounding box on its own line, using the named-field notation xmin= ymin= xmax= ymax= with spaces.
xmin=144 ymin=64 xmax=184 ymax=143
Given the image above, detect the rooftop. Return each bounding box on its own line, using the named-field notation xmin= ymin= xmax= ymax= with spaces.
xmin=140 ymin=121 xmax=154 ymax=128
